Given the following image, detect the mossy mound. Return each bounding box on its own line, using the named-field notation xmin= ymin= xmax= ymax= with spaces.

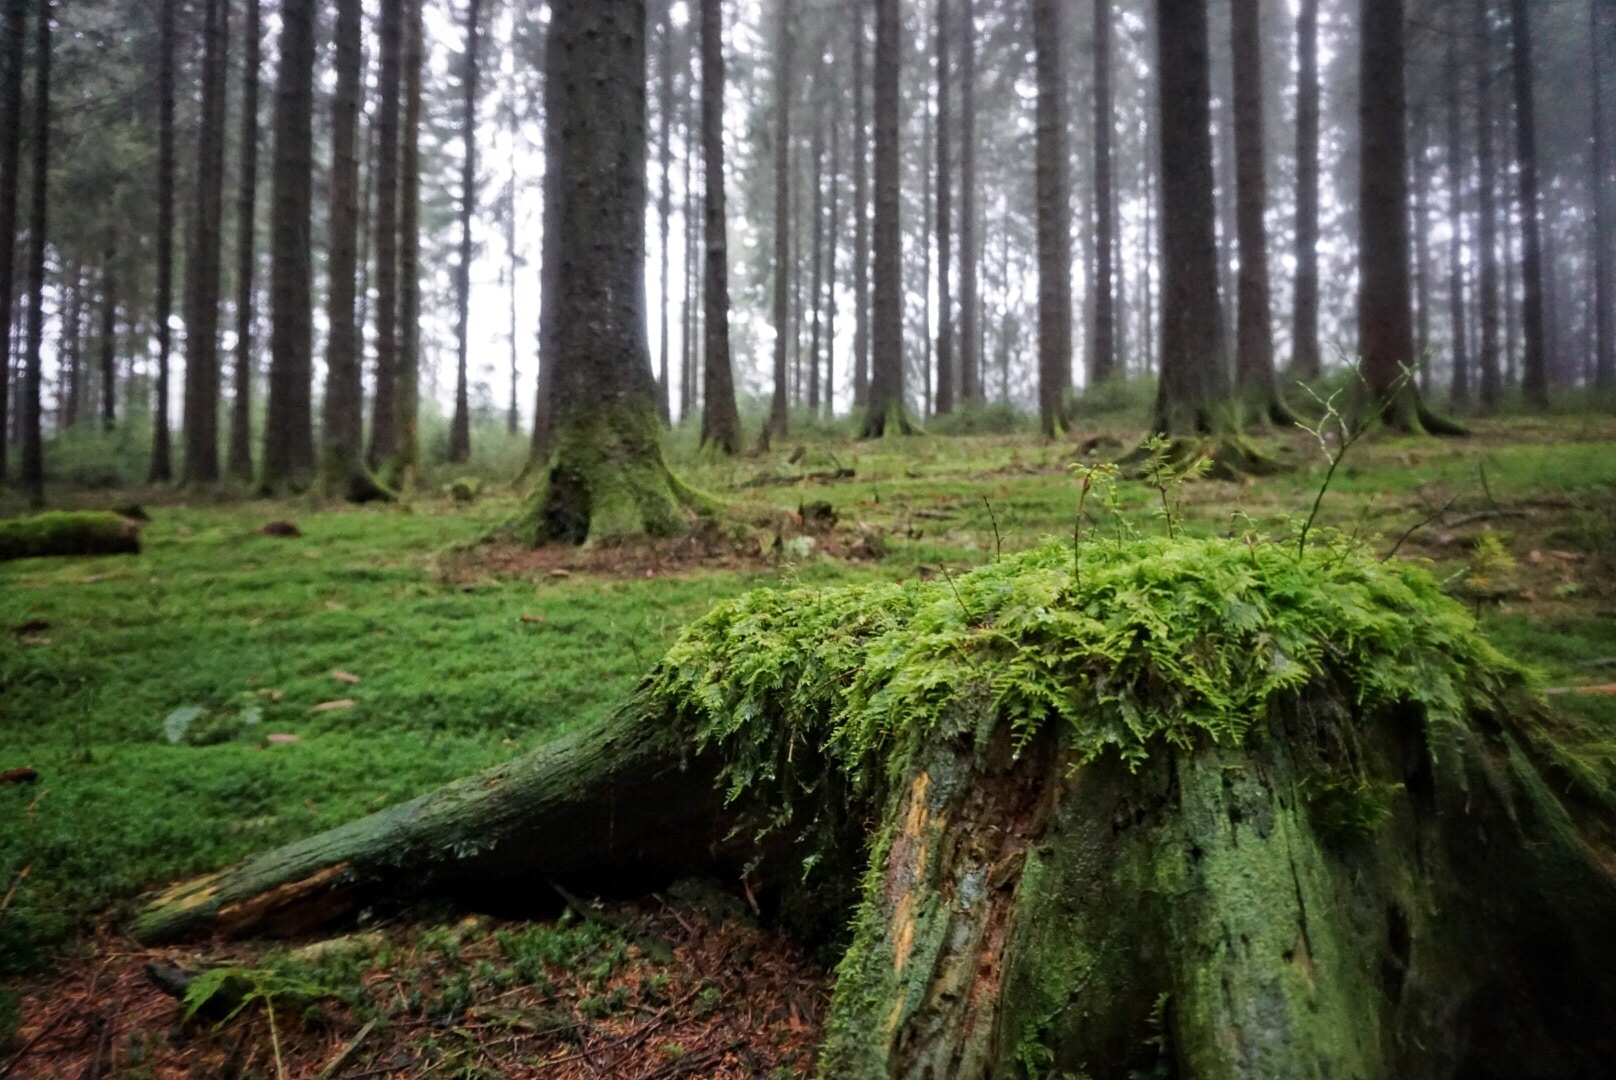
xmin=0 ymin=510 xmax=142 ymax=561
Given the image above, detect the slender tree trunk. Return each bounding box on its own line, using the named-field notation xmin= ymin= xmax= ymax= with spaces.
xmin=448 ymin=0 xmax=482 ymax=464
xmin=261 ymin=0 xmax=317 ymax=490
xmin=656 ymin=0 xmax=674 ymax=427
xmin=1475 ymin=0 xmax=1501 ymax=409
xmin=826 ymin=84 xmax=840 ymax=419
xmin=62 ymin=267 xmax=82 ymax=428
xmin=507 ymin=134 xmax=520 ymax=435
xmin=1091 ymin=0 xmax=1115 ymax=388
xmin=861 ymin=0 xmax=909 ymax=437
xmin=99 ymin=234 xmax=116 ymax=431
xmin=681 ymin=65 xmax=698 ymax=424
xmin=933 ymin=0 xmax=954 ymax=415
xmin=1231 ymin=0 xmax=1284 ymax=422
xmin=767 ymin=0 xmax=793 ymax=443
xmin=321 ymin=0 xmax=368 ymax=497
xmin=19 ymin=0 xmax=49 ymax=507
xmin=1595 ymin=0 xmax=1613 ymax=393
xmin=1291 ymin=0 xmax=1320 ymax=379
xmin=1507 ymin=0 xmax=1547 ymax=407
xmin=0 ymin=0 xmax=26 ymax=482
xmin=391 ymin=0 xmax=425 ymax=485
xmin=851 ymin=0 xmax=870 ymax=409
xmin=1412 ymin=102 xmax=1432 ymax=386
xmin=150 ymin=0 xmax=177 ymax=483
xmin=367 ymin=0 xmax=403 ymax=468
xmin=227 ymin=0 xmax=261 ymax=483
xmin=1032 ymin=0 xmax=1072 ymax=439
xmin=182 ymin=0 xmax=229 ymax=486
xmin=1153 ymin=0 xmax=1227 ymax=435
xmin=1446 ymin=0 xmax=1471 ymax=408
xmin=532 ymin=13 xmax=560 ymax=457
xmin=698 ymin=0 xmax=740 ymax=454
xmin=958 ymin=0 xmax=979 ymax=404
xmin=808 ymin=84 xmax=826 ymax=414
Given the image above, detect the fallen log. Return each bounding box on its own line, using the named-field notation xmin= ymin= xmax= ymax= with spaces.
xmin=0 ymin=511 xmax=141 ymax=561
xmin=132 ymin=536 xmax=1616 ymax=1077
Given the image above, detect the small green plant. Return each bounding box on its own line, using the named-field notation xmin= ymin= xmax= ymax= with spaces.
xmin=1300 ymin=774 xmax=1404 ymax=842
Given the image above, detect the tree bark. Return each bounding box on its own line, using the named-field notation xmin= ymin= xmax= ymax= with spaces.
xmin=825 ymin=72 xmax=841 ymax=420
xmin=698 ymin=0 xmax=741 ymax=455
xmin=1507 ymin=0 xmax=1547 ymax=408
xmin=1475 ymin=0 xmax=1501 ymax=410
xmin=766 ymin=0 xmax=793 ymax=444
xmin=1231 ymin=0 xmax=1286 ymax=424
xmin=1153 ymin=0 xmax=1227 ymax=435
xmin=227 ymin=0 xmax=261 ymax=484
xmin=851 ymin=0 xmax=870 ymax=410
xmin=1446 ymin=0 xmax=1471 ymax=409
xmin=1032 ymin=0 xmax=1071 ymax=439
xmin=321 ymin=0 xmax=368 ymax=499
xmin=150 ymin=0 xmax=176 ymax=483
xmin=367 ymin=0 xmax=404 ymax=469
xmin=957 ymin=0 xmax=979 ymax=405
xmin=861 ymin=0 xmax=910 ymax=438
xmin=656 ymin=0 xmax=674 ymax=427
xmin=182 ymin=0 xmax=229 ymax=486
xmin=1091 ymin=0 xmax=1115 ymax=389
xmin=808 ymin=83 xmax=826 ymax=414
xmin=18 ymin=0 xmax=48 ymax=507
xmin=1412 ymin=103 xmax=1432 ymax=390
xmin=933 ymin=0 xmax=954 ymax=416
xmin=261 ymin=0 xmax=318 ymax=491
xmin=0 ymin=0 xmax=26 ymax=483
xmin=448 ymin=0 xmax=482 ymax=465
xmin=1290 ymin=0 xmax=1320 ymax=380
xmin=390 ymin=0 xmax=425 ymax=487
xmin=61 ymin=266 xmax=82 ymax=428
xmin=1595 ymin=0 xmax=1613 ymax=394
xmin=98 ymin=232 xmax=117 ymax=431
xmin=520 ymin=0 xmax=708 ymax=545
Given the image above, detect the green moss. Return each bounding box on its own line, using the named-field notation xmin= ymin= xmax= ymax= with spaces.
xmin=0 ymin=510 xmax=140 ymax=561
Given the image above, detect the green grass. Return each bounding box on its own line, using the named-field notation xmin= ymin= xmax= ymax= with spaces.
xmin=3 ymin=410 xmax=1614 ymax=974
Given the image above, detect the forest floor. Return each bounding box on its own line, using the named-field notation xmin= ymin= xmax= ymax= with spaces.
xmin=3 ymin=411 xmax=1616 ymax=1077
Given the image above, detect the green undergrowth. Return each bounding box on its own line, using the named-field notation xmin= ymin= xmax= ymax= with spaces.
xmin=652 ymin=531 xmax=1532 ymax=846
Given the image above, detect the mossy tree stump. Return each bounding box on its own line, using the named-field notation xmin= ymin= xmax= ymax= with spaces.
xmin=132 ymin=539 xmax=1616 ymax=1077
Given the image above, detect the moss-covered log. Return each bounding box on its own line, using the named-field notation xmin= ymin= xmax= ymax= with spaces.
xmin=0 ymin=510 xmax=141 ymax=561
xmin=132 ymin=538 xmax=1616 ymax=1076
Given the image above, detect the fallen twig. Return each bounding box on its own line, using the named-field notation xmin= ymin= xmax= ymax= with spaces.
xmin=316 ymin=1019 xmax=376 ymax=1080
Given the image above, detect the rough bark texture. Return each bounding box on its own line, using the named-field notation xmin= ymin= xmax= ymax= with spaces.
xmin=1153 ymin=0 xmax=1228 ymax=435
xmin=182 ymin=0 xmax=228 ymax=486
xmin=448 ymin=0 xmax=482 ymax=465
xmin=1290 ymin=0 xmax=1320 ymax=380
xmin=261 ymin=0 xmax=317 ymax=491
xmin=390 ymin=0 xmax=425 ymax=487
xmin=698 ymin=0 xmax=741 ymax=455
xmin=1231 ymin=0 xmax=1287 ymax=425
xmin=519 ymin=0 xmax=707 ymax=545
xmin=851 ymin=0 xmax=870 ymax=410
xmin=0 ymin=0 xmax=25 ymax=482
xmin=656 ymin=0 xmax=674 ymax=427
xmin=227 ymin=0 xmax=261 ymax=484
xmin=957 ymin=0 xmax=979 ymax=405
xmin=861 ymin=0 xmax=910 ymax=438
xmin=1507 ymin=0 xmax=1547 ymax=408
xmin=933 ymin=0 xmax=954 ymax=417
xmin=1091 ymin=0 xmax=1115 ymax=389
xmin=321 ymin=0 xmax=367 ymax=499
xmin=767 ymin=0 xmax=793 ymax=444
xmin=150 ymin=0 xmax=176 ymax=484
xmin=1032 ymin=0 xmax=1071 ymax=439
xmin=18 ymin=0 xmax=49 ymax=507
xmin=367 ymin=0 xmax=404 ymax=469
xmin=0 ymin=511 xmax=140 ymax=561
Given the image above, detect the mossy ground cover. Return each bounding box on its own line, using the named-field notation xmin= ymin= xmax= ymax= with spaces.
xmin=3 ymin=412 xmax=1614 ymax=1073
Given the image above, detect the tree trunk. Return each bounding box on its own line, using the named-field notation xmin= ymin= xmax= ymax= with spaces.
xmin=519 ymin=0 xmax=709 ymax=545
xmin=680 ymin=48 xmax=697 ymax=426
xmin=367 ymin=0 xmax=404 ymax=470
xmin=18 ymin=0 xmax=48 ymax=508
xmin=861 ymin=0 xmax=909 ymax=438
xmin=227 ymin=0 xmax=261 ymax=484
xmin=808 ymin=84 xmax=826 ymax=415
xmin=851 ymin=0 xmax=870 ymax=411
xmin=825 ymin=73 xmax=841 ymax=420
xmin=957 ymin=0 xmax=979 ymax=405
xmin=656 ymin=0 xmax=674 ymax=427
xmin=390 ymin=0 xmax=425 ymax=487
xmin=1290 ymin=0 xmax=1320 ymax=380
xmin=933 ymin=0 xmax=954 ymax=417
xmin=448 ymin=0 xmax=482 ymax=465
xmin=261 ymin=0 xmax=317 ymax=491
xmin=1475 ymin=0 xmax=1501 ymax=410
xmin=1091 ymin=0 xmax=1115 ymax=389
xmin=182 ymin=0 xmax=229 ymax=487
xmin=321 ymin=0 xmax=369 ymax=499
xmin=1032 ymin=0 xmax=1071 ymax=440
xmin=698 ymin=0 xmax=741 ymax=455
xmin=62 ymin=266 xmax=82 ymax=428
xmin=1153 ymin=0 xmax=1227 ymax=436
xmin=1231 ymin=0 xmax=1286 ymax=424
xmin=1507 ymin=0 xmax=1547 ymax=408
xmin=98 ymin=233 xmax=117 ymax=431
xmin=531 ymin=12 xmax=560 ymax=457
xmin=131 ymin=549 xmax=1616 ymax=1079
xmin=0 ymin=0 xmax=26 ymax=483
xmin=1446 ymin=0 xmax=1471 ymax=409
xmin=1595 ymin=0 xmax=1613 ymax=394
xmin=150 ymin=0 xmax=177 ymax=484
xmin=1412 ymin=103 xmax=1432 ymax=389
xmin=766 ymin=0 xmax=794 ymax=444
